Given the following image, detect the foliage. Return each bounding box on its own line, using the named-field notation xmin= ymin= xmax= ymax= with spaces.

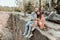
xmin=24 ymin=2 xmax=34 ymax=14
xmin=14 ymin=8 xmax=21 ymax=12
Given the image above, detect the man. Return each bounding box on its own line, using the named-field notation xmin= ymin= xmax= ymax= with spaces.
xmin=23 ymin=7 xmax=39 ymax=38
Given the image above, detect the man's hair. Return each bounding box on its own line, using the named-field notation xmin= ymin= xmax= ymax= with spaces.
xmin=34 ymin=7 xmax=39 ymax=9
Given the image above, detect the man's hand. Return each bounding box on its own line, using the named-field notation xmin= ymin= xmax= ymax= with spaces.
xmin=34 ymin=18 xmax=40 ymax=21
xmin=37 ymin=18 xmax=40 ymax=21
xmin=32 ymin=18 xmax=40 ymax=21
xmin=32 ymin=18 xmax=37 ymax=21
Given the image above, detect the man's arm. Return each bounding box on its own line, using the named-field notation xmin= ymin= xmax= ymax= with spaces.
xmin=29 ymin=12 xmax=37 ymax=21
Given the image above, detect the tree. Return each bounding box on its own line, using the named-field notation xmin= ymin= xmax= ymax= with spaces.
xmin=15 ymin=0 xmax=24 ymax=12
xmin=24 ymin=2 xmax=34 ymax=14
xmin=39 ymin=0 xmax=41 ymax=10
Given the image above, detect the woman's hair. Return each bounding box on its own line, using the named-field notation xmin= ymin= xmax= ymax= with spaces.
xmin=39 ymin=11 xmax=42 ymax=19
xmin=37 ymin=10 xmax=42 ymax=19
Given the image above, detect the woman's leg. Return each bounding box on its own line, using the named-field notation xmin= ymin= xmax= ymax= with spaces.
xmin=38 ymin=21 xmax=44 ymax=29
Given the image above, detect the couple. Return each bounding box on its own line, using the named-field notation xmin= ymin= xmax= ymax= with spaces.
xmin=23 ymin=7 xmax=44 ymax=38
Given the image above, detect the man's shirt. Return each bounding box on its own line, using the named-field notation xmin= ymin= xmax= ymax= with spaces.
xmin=28 ymin=12 xmax=37 ymax=21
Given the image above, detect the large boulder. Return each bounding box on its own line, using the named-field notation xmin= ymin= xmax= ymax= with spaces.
xmin=0 ymin=27 xmax=13 ymax=40
xmin=30 ymin=29 xmax=49 ymax=40
xmin=0 ymin=12 xmax=13 ymax=40
xmin=46 ymin=13 xmax=60 ymax=24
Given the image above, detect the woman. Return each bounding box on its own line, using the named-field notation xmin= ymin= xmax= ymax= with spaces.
xmin=37 ymin=10 xmax=45 ymax=29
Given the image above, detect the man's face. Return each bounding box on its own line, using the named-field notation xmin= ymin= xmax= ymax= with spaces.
xmin=37 ymin=12 xmax=40 ymax=15
xmin=35 ymin=8 xmax=39 ymax=12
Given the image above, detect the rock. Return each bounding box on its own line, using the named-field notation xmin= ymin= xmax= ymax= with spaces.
xmin=45 ymin=21 xmax=60 ymax=30
xmin=0 ymin=27 xmax=13 ymax=40
xmin=30 ymin=29 xmax=49 ymax=40
xmin=45 ymin=21 xmax=60 ymax=40
xmin=0 ymin=13 xmax=13 ymax=40
xmin=6 ymin=14 xmax=27 ymax=40
xmin=0 ymin=12 xmax=9 ymax=28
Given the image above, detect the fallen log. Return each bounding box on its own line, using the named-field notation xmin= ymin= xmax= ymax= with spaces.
xmin=46 ymin=13 xmax=60 ymax=24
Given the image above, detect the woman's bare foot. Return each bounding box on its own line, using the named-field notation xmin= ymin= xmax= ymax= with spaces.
xmin=40 ymin=27 xmax=48 ymax=31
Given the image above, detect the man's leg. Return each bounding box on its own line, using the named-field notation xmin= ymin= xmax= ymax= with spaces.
xmin=32 ymin=21 xmax=37 ymax=31
xmin=26 ymin=21 xmax=37 ymax=38
xmin=25 ymin=24 xmax=32 ymax=38
xmin=29 ymin=21 xmax=37 ymax=38
xmin=23 ymin=21 xmax=31 ymax=35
